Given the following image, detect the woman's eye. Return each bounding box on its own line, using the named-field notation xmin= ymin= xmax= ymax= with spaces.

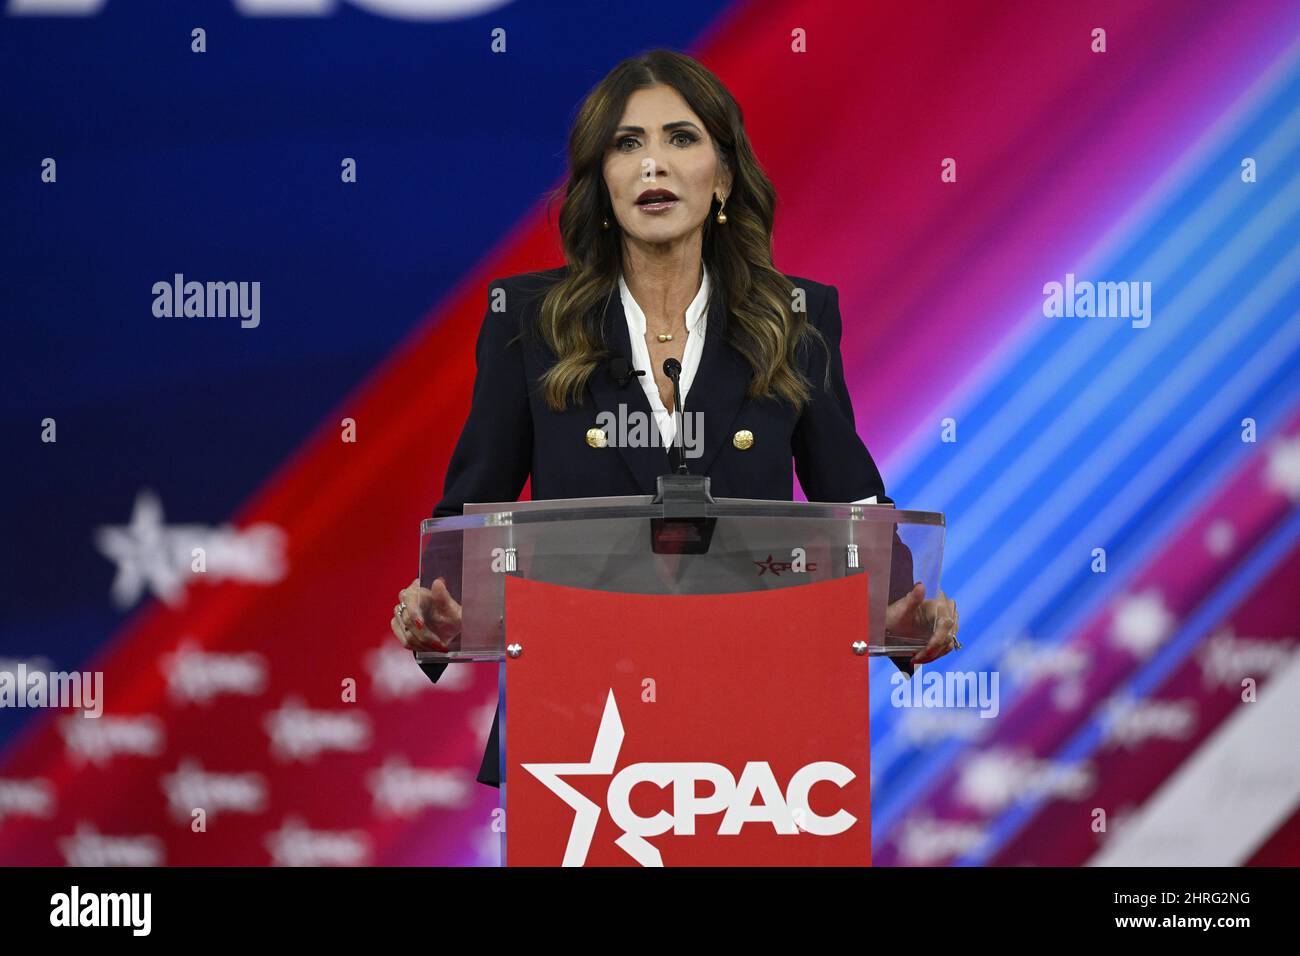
xmin=615 ymin=132 xmax=696 ymax=151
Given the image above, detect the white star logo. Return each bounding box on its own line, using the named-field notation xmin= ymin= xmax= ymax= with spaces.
xmin=94 ymin=489 xmax=287 ymax=609
xmin=520 ymin=689 xmax=624 ymax=867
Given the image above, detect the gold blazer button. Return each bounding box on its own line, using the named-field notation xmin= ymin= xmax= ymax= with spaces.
xmin=732 ymin=429 xmax=754 ymax=450
xmin=585 ymin=427 xmax=608 ymax=448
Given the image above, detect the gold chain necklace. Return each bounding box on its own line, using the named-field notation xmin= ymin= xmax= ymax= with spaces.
xmin=643 ymin=268 xmax=702 ymax=342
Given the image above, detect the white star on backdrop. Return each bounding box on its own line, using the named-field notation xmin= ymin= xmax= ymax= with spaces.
xmin=1203 ymin=519 xmax=1235 ymax=557
xmin=94 ymin=489 xmax=180 ymax=607
xmin=1109 ymin=590 xmax=1176 ymax=659
xmin=1264 ymin=434 xmax=1300 ymax=501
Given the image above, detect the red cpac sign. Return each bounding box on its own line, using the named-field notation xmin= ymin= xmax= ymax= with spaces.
xmin=503 ymin=574 xmax=873 ymax=866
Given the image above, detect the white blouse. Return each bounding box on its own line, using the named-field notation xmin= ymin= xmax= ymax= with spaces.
xmin=618 ymin=266 xmax=878 ymax=505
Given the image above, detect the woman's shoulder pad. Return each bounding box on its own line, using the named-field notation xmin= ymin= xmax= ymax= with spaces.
xmin=780 ymin=274 xmax=836 ymax=318
xmin=488 ymin=266 xmax=570 ymax=295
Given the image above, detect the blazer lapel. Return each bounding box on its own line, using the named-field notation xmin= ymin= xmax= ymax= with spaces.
xmin=586 ymin=275 xmax=751 ymax=492
xmin=587 ymin=284 xmax=673 ymax=493
xmin=683 ymin=277 xmax=750 ymax=477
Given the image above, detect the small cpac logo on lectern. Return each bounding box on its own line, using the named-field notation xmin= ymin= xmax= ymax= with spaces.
xmin=521 ymin=690 xmax=858 ymax=866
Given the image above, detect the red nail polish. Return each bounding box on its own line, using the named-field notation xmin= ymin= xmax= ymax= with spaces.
xmin=412 ymin=618 xmax=424 ymax=629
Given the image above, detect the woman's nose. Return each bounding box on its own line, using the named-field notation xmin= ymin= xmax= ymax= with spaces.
xmin=639 ymin=155 xmax=670 ymax=182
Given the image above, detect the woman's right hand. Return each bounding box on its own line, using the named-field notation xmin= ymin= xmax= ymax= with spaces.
xmin=391 ymin=576 xmax=463 ymax=652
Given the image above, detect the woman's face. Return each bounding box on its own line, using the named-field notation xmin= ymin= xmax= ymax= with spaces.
xmin=602 ymin=84 xmax=730 ymax=248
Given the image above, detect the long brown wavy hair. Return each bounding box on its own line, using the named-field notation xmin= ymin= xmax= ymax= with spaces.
xmin=531 ymin=48 xmax=829 ymax=413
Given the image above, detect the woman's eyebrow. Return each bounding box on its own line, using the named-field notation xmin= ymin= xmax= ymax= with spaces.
xmin=614 ymin=121 xmax=703 ymax=134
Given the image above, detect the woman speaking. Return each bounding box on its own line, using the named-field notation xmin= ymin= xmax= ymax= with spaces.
xmin=389 ymin=49 xmax=958 ymax=787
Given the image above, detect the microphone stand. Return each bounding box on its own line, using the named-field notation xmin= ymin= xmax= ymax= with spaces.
xmin=651 ymin=357 xmax=715 ymax=553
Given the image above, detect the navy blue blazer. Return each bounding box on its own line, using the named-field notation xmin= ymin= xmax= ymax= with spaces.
xmin=418 ymin=267 xmax=914 ymax=787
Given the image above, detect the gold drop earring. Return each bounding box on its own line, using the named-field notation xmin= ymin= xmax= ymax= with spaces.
xmin=715 ymin=195 xmax=728 ymax=225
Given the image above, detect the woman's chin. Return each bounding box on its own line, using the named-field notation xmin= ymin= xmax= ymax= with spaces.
xmin=625 ymin=223 xmax=700 ymax=246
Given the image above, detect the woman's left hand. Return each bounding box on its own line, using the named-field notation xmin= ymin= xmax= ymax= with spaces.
xmin=885 ymin=582 xmax=960 ymax=666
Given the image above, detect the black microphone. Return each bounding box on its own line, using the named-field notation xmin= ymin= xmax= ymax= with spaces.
xmin=663 ymin=357 xmax=688 ymax=474
xmin=607 ymin=354 xmax=645 ymax=388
